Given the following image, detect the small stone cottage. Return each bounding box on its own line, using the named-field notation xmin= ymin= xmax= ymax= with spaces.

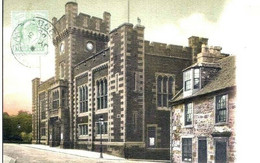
xmin=170 ymin=45 xmax=236 ymax=163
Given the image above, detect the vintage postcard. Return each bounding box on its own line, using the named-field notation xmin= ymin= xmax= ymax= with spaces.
xmin=2 ymin=0 xmax=260 ymax=162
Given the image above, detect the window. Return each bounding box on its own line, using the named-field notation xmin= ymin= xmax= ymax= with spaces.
xmin=134 ymin=72 xmax=141 ymax=91
xmin=215 ymin=139 xmax=227 ymax=163
xmin=40 ymin=100 xmax=46 ymax=119
xmin=185 ymin=103 xmax=192 ymax=125
xmin=61 ymin=89 xmax=66 ymax=107
xmin=157 ymin=75 xmax=174 ymax=107
xmin=193 ymin=69 xmax=200 ymax=89
xmin=216 ymin=94 xmax=227 ymax=123
xmin=79 ymin=124 xmax=88 ymax=135
xmin=115 ymin=73 xmax=119 ymax=92
xmin=182 ymin=138 xmax=192 ymax=162
xmin=184 ymin=71 xmax=191 ymax=91
xmin=132 ymin=111 xmax=138 ymax=132
xmin=41 ymin=128 xmax=46 ymax=136
xmin=96 ymin=121 xmax=108 ymax=134
xmin=147 ymin=127 xmax=156 ymax=148
xmin=79 ymin=86 xmax=88 ymax=113
xmin=60 ymin=62 xmax=65 ymax=79
xmin=97 ymin=79 xmax=108 ymax=109
xmin=52 ymin=91 xmax=59 ymax=109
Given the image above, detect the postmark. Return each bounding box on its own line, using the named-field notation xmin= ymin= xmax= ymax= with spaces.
xmin=10 ymin=11 xmax=59 ymax=68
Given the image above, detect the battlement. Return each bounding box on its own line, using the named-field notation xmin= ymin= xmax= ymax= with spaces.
xmin=52 ymin=2 xmax=110 ymax=35
xmin=144 ymin=41 xmax=192 ymax=59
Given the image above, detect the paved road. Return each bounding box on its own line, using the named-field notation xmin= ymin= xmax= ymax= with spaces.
xmin=3 ymin=143 xmax=135 ymax=163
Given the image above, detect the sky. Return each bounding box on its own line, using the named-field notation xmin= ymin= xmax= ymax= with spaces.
xmin=3 ymin=0 xmax=259 ymax=115
xmin=2 ymin=0 xmax=260 ymax=161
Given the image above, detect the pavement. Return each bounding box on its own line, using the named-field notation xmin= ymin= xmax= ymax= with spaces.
xmin=3 ymin=143 xmax=168 ymax=163
xmin=3 ymin=155 xmax=16 ymax=163
xmin=22 ymin=144 xmax=124 ymax=160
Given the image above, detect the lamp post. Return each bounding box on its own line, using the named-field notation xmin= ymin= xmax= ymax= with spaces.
xmin=99 ymin=116 xmax=104 ymax=158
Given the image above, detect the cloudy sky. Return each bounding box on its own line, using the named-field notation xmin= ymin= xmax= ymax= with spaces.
xmin=3 ymin=0 xmax=259 ymax=115
xmin=3 ymin=0 xmax=260 ymax=161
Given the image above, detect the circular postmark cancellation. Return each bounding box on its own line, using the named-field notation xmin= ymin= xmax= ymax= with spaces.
xmin=10 ymin=17 xmax=59 ymax=68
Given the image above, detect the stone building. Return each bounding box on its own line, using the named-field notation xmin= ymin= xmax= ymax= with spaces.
xmin=170 ymin=45 xmax=236 ymax=162
xmin=32 ymin=1 xmax=208 ymax=159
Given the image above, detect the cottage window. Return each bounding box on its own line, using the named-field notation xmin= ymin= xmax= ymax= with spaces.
xmin=193 ymin=68 xmax=200 ymax=89
xmin=97 ymin=79 xmax=108 ymax=109
xmin=79 ymin=86 xmax=88 ymax=113
xmin=182 ymin=138 xmax=192 ymax=162
xmin=79 ymin=124 xmax=88 ymax=135
xmin=185 ymin=103 xmax=192 ymax=125
xmin=184 ymin=71 xmax=191 ymax=91
xmin=216 ymin=94 xmax=227 ymax=123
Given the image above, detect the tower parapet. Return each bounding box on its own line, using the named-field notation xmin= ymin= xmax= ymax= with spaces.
xmin=144 ymin=41 xmax=192 ymax=59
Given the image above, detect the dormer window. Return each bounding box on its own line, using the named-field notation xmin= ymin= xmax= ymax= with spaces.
xmin=183 ymin=68 xmax=201 ymax=97
xmin=184 ymin=71 xmax=191 ymax=91
xmin=193 ymin=69 xmax=200 ymax=89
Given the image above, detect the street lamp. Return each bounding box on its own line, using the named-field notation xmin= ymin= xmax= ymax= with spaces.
xmin=99 ymin=116 xmax=104 ymax=158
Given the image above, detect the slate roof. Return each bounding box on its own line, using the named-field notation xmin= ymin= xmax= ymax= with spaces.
xmin=171 ymin=55 xmax=236 ymax=104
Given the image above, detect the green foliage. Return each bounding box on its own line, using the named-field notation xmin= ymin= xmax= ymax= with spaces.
xmin=20 ymin=132 xmax=32 ymax=142
xmin=3 ymin=110 xmax=32 ymax=143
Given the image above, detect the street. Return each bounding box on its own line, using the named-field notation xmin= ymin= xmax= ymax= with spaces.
xmin=3 ymin=143 xmax=166 ymax=163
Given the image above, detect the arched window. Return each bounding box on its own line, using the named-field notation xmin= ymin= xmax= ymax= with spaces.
xmin=157 ymin=75 xmax=174 ymax=108
xmin=157 ymin=76 xmax=162 ymax=107
xmin=168 ymin=77 xmax=174 ymax=101
xmin=97 ymin=79 xmax=108 ymax=110
xmin=60 ymin=63 xmax=65 ymax=79
xmin=163 ymin=77 xmax=168 ymax=107
xmin=79 ymin=86 xmax=88 ymax=113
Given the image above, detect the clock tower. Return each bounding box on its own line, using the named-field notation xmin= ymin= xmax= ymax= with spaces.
xmin=51 ymin=1 xmax=110 ymax=147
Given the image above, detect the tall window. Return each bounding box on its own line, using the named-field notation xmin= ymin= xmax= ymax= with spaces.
xmin=115 ymin=73 xmax=119 ymax=92
xmin=184 ymin=71 xmax=191 ymax=91
xmin=132 ymin=111 xmax=138 ymax=132
xmin=193 ymin=69 xmax=200 ymax=89
xmin=96 ymin=121 xmax=108 ymax=134
xmin=157 ymin=75 xmax=174 ymax=107
xmin=182 ymin=138 xmax=192 ymax=162
xmin=52 ymin=91 xmax=59 ymax=109
xmin=79 ymin=124 xmax=88 ymax=135
xmin=60 ymin=62 xmax=65 ymax=79
xmin=97 ymin=79 xmax=108 ymax=109
xmin=41 ymin=128 xmax=46 ymax=136
xmin=185 ymin=103 xmax=192 ymax=125
xmin=61 ymin=89 xmax=66 ymax=107
xmin=79 ymin=86 xmax=88 ymax=113
xmin=41 ymin=100 xmax=46 ymax=119
xmin=216 ymin=94 xmax=227 ymax=123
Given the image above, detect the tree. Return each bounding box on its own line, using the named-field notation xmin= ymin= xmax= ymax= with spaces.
xmin=3 ymin=110 xmax=32 ymax=143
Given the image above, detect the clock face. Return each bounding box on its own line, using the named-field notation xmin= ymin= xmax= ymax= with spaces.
xmin=86 ymin=42 xmax=94 ymax=51
xmin=60 ymin=43 xmax=64 ymax=54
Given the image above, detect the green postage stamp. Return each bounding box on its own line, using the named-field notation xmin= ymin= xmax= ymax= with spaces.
xmin=10 ymin=11 xmax=58 ymax=67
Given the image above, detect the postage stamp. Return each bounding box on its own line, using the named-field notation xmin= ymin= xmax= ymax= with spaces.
xmin=10 ymin=11 xmax=58 ymax=68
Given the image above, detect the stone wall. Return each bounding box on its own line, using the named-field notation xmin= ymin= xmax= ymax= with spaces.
xmin=171 ymin=88 xmax=236 ymax=163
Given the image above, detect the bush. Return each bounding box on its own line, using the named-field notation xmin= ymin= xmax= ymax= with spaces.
xmin=20 ymin=132 xmax=32 ymax=143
